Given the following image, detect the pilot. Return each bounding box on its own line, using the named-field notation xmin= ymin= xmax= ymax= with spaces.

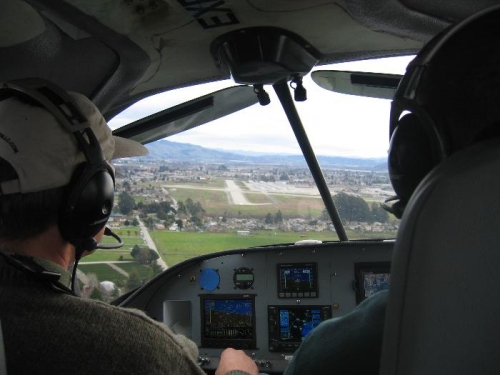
xmin=0 ymin=79 xmax=258 ymax=375
xmin=284 ymin=5 xmax=500 ymax=375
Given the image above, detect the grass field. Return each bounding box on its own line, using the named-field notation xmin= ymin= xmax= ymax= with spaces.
xmin=204 ymin=179 xmax=226 ymax=188
xmin=118 ymin=262 xmax=153 ymax=280
xmin=82 ymin=181 xmax=397 ymax=289
xmin=82 ymin=250 xmax=133 ymax=262
xmin=168 ymin=187 xmax=228 ymax=204
xmin=166 ymin=185 xmax=325 ymax=219
xmin=151 ymin=229 xmax=396 ymax=266
xmin=245 ymin=193 xmax=273 ymax=204
xmin=79 ymin=264 xmax=125 ymax=284
xmin=79 ymin=262 xmax=152 ymax=285
xmin=82 ymin=226 xmax=148 ymax=262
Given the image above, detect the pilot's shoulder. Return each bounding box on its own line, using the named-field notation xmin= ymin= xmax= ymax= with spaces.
xmin=67 ymin=296 xmax=201 ymax=366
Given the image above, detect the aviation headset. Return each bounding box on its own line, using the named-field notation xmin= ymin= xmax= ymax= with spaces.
xmin=386 ymin=5 xmax=500 ymax=218
xmin=0 ymin=78 xmax=115 ymax=256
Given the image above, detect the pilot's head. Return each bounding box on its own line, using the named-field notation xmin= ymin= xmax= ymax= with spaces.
xmin=0 ymin=79 xmax=147 ymax=255
xmin=385 ymin=5 xmax=500 ymax=218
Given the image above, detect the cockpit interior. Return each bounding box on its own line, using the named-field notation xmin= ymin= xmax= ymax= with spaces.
xmin=2 ymin=1 xmax=500 ymax=374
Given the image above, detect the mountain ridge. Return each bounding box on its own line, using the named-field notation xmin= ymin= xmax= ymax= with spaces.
xmin=143 ymin=139 xmax=388 ymax=171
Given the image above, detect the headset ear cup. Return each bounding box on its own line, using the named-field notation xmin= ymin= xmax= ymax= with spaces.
xmin=388 ymin=113 xmax=444 ymax=203
xmin=59 ymin=165 xmax=115 ymax=248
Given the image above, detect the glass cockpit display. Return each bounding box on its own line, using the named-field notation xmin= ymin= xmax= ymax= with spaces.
xmin=200 ymin=294 xmax=256 ymax=349
xmin=354 ymin=262 xmax=391 ymax=303
xmin=268 ymin=305 xmax=332 ymax=352
xmin=280 ymin=307 xmax=320 ymax=340
xmin=277 ymin=263 xmax=318 ymax=298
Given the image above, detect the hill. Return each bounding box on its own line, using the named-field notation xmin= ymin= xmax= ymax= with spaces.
xmin=143 ymin=139 xmax=387 ymax=171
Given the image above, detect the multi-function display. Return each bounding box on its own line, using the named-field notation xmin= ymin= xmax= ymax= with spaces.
xmin=268 ymin=305 xmax=332 ymax=352
xmin=277 ymin=262 xmax=318 ymax=298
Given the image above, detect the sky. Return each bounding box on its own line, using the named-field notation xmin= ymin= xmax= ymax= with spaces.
xmin=108 ymin=55 xmax=415 ymax=159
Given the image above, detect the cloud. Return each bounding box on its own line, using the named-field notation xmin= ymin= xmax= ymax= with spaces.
xmin=109 ymin=56 xmax=414 ymax=158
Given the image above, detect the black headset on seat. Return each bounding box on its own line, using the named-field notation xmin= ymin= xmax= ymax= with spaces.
xmin=0 ymin=78 xmax=115 ymax=258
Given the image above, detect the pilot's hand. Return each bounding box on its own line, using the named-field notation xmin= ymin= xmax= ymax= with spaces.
xmin=216 ymin=348 xmax=258 ymax=375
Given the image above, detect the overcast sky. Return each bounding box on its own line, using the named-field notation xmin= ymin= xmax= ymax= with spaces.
xmin=109 ymin=55 xmax=414 ymax=159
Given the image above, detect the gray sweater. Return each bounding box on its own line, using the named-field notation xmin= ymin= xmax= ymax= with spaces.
xmin=284 ymin=290 xmax=388 ymax=375
xmin=0 ymin=254 xmax=250 ymax=375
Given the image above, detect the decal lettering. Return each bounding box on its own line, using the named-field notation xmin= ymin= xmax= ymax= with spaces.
xmin=178 ymin=0 xmax=240 ymax=29
xmin=0 ymin=132 xmax=18 ymax=153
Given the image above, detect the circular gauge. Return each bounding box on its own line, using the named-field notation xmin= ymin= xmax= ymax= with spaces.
xmin=233 ymin=267 xmax=254 ymax=289
xmin=199 ymin=268 xmax=220 ymax=291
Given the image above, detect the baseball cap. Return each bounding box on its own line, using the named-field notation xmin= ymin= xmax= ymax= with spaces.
xmin=0 ymin=90 xmax=148 ymax=195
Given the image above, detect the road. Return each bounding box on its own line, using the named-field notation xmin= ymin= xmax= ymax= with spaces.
xmin=137 ymin=216 xmax=168 ymax=271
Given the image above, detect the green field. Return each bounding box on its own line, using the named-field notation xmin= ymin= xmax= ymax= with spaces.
xmin=165 ymin=185 xmax=324 ymax=219
xmin=245 ymin=193 xmax=273 ymax=204
xmin=167 ymin=187 xmax=227 ymax=205
xmin=118 ymin=262 xmax=153 ymax=280
xmin=204 ymin=179 xmax=226 ymax=188
xmin=83 ymin=250 xmax=133 ymax=262
xmin=234 ymin=180 xmax=249 ymax=190
xmin=79 ymin=262 xmax=151 ymax=285
xmin=82 ymin=226 xmax=149 ymax=262
xmin=151 ymin=229 xmax=395 ymax=266
xmin=79 ymin=180 xmax=399 ymax=298
xmin=79 ymin=264 xmax=125 ymax=284
xmin=162 ymin=178 xmax=226 ymax=189
xmin=112 ymin=227 xmax=141 ymax=236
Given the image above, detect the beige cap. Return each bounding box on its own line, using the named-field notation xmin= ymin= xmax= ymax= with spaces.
xmin=0 ymin=91 xmax=148 ymax=194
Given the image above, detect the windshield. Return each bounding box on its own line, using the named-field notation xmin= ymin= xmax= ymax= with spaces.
xmin=80 ymin=56 xmax=413 ymax=301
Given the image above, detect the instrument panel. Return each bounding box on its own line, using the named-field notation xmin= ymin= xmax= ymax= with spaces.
xmin=121 ymin=240 xmax=393 ymax=373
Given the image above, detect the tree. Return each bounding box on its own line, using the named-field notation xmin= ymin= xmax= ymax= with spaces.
xmin=118 ymin=191 xmax=135 ymax=215
xmin=149 ymin=249 xmax=160 ymax=262
xmin=131 ymin=244 xmax=141 ymax=259
xmin=177 ymin=201 xmax=187 ymax=215
xmin=274 ymin=210 xmax=283 ymax=223
xmin=157 ymin=209 xmax=167 ymax=221
xmin=160 ymin=201 xmax=175 ymax=214
xmin=148 ymin=262 xmax=163 ymax=279
xmin=371 ymin=203 xmax=389 ymax=223
xmin=144 ymin=217 xmax=155 ymax=230
xmin=131 ymin=244 xmax=158 ymax=265
xmin=132 ymin=217 xmax=139 ymax=226
xmin=332 ymin=192 xmax=371 ymax=222
xmin=175 ymin=219 xmax=183 ymax=230
xmin=138 ymin=248 xmax=151 ymax=264
xmin=190 ymin=216 xmax=202 ymax=228
xmin=265 ymin=213 xmax=273 ymax=224
xmin=126 ymin=268 xmax=142 ymax=291
xmin=90 ymin=287 xmax=104 ymax=301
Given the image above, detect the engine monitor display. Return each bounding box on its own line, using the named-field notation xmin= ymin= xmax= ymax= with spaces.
xmin=200 ymin=294 xmax=256 ymax=349
xmin=354 ymin=262 xmax=391 ymax=304
xmin=277 ymin=262 xmax=318 ymax=298
xmin=268 ymin=305 xmax=332 ymax=352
